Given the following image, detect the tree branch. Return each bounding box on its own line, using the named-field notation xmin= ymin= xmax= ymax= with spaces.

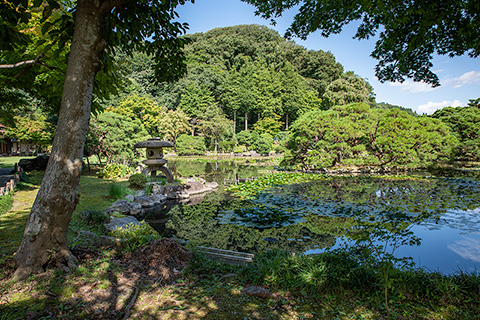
xmin=1 ymin=53 xmax=58 ymax=84
xmin=0 ymin=53 xmax=44 ymax=69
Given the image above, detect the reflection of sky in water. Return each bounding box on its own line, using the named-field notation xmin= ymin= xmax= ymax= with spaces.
xmin=422 ymin=207 xmax=480 ymax=233
xmin=307 ymin=224 xmax=480 ymax=275
xmin=395 ymin=225 xmax=480 ymax=274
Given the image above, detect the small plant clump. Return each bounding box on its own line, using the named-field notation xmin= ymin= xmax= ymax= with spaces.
xmin=128 ymin=173 xmax=147 ymax=189
xmin=109 ymin=221 xmax=162 ymax=252
xmin=108 ymin=183 xmax=128 ymax=200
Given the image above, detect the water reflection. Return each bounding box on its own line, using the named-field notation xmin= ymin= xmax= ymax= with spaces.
xmin=146 ymin=160 xmax=480 ymax=274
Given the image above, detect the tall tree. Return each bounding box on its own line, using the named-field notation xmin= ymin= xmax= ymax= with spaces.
xmin=243 ymin=0 xmax=480 ymax=86
xmin=3 ymin=0 xmax=191 ymax=279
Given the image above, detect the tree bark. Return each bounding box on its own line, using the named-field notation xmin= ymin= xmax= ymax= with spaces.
xmin=14 ymin=0 xmax=107 ymax=279
xmin=233 ymin=109 xmax=237 ymax=136
xmin=244 ymin=111 xmax=248 ymax=131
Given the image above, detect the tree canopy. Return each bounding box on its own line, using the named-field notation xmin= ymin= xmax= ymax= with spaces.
xmin=243 ymin=0 xmax=480 ymax=86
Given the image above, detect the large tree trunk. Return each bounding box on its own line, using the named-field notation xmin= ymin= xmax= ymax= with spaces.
xmin=233 ymin=109 xmax=237 ymax=136
xmin=244 ymin=111 xmax=248 ymax=131
xmin=14 ymin=0 xmax=106 ymax=279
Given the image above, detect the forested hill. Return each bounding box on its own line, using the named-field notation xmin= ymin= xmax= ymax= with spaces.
xmin=119 ymin=24 xmax=376 ymax=132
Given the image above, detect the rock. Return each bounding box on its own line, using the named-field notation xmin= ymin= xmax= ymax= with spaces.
xmin=135 ymin=190 xmax=146 ymax=197
xmin=205 ymin=182 xmax=218 ymax=189
xmin=129 ymin=202 xmax=144 ymax=217
xmin=18 ymin=155 xmax=49 ymax=172
xmin=186 ymin=177 xmax=205 ymax=184
xmin=150 ymin=194 xmax=167 ymax=204
xmin=185 ymin=181 xmax=204 ymax=195
xmin=241 ymin=286 xmax=275 ymax=299
xmin=104 ymin=216 xmax=141 ymax=232
xmin=134 ymin=196 xmax=155 ymax=208
xmin=164 ymin=184 xmax=182 ymax=194
xmin=147 ymin=183 xmax=164 ymax=195
xmin=97 ymin=235 xmax=124 ymax=248
xmin=106 ymin=200 xmax=132 ymax=215
xmin=125 ymin=194 xmax=135 ymax=202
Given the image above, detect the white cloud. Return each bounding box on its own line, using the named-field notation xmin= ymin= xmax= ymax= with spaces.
xmin=444 ymin=71 xmax=480 ymax=88
xmin=416 ymin=100 xmax=463 ymax=115
xmin=388 ymin=80 xmax=437 ymax=93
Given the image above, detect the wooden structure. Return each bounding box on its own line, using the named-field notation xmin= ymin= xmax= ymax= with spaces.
xmin=197 ymin=246 xmax=254 ymax=265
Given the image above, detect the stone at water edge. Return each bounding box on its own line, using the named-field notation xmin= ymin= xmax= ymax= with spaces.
xmin=106 ymin=200 xmax=132 ymax=215
xmin=104 ymin=216 xmax=141 ymax=232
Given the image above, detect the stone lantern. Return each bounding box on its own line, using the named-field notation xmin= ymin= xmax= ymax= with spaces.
xmin=134 ymin=137 xmax=174 ymax=183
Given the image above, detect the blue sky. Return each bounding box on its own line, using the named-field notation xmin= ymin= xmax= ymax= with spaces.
xmin=176 ymin=0 xmax=480 ymax=114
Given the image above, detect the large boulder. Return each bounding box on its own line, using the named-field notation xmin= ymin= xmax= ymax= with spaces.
xmin=18 ymin=155 xmax=49 ymax=172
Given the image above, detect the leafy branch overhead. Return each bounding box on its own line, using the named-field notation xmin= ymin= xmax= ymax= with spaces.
xmin=243 ymin=0 xmax=480 ymax=86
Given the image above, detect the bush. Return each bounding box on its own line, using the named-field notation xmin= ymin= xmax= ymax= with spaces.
xmin=252 ymin=133 xmax=273 ymax=154
xmin=128 ymin=173 xmax=147 ymax=189
xmin=176 ymin=134 xmax=206 ymax=155
xmin=109 ymin=221 xmax=162 ymax=252
xmin=97 ymin=163 xmax=134 ymax=179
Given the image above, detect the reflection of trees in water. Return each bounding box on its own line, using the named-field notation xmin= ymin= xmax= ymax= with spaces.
xmin=154 ymin=197 xmax=346 ymax=254
xmin=292 ymin=177 xmax=480 ymax=226
xmin=146 ymin=174 xmax=480 ymax=256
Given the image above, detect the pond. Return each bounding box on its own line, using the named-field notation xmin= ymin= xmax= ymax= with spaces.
xmin=145 ymin=158 xmax=480 ymax=275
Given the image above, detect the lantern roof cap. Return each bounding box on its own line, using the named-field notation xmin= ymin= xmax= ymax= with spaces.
xmin=134 ymin=137 xmax=174 ymax=148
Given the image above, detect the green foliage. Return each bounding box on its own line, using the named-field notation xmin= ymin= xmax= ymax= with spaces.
xmin=253 ymin=113 xmax=283 ymax=135
xmin=176 ymin=134 xmax=206 ymax=156
xmin=157 ymin=109 xmax=191 ymax=145
xmin=81 ymin=209 xmax=110 ymax=225
xmin=108 ymin=183 xmax=128 ymax=200
xmin=273 ymin=131 xmax=289 ymax=153
xmin=287 ymin=103 xmax=457 ymax=169
xmin=88 ymin=112 xmax=149 ymax=165
xmin=244 ymin=0 xmax=480 ymax=86
xmin=196 ymin=105 xmax=233 ymax=152
xmin=431 ymin=103 xmax=480 ymax=161
xmin=97 ymin=163 xmax=134 ymax=179
xmin=109 ymin=221 xmax=162 ymax=252
xmin=0 ymin=195 xmax=13 ymax=215
xmin=253 ymin=133 xmax=273 ymax=155
xmin=323 ymin=71 xmax=375 ymax=107
xmin=244 ymin=249 xmax=376 ymax=295
xmin=128 ymin=173 xmax=147 ymax=189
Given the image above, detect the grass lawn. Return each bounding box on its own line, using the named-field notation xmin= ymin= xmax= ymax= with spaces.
xmin=0 ymin=168 xmax=479 ymax=319
xmin=0 ymin=156 xmax=35 ymax=169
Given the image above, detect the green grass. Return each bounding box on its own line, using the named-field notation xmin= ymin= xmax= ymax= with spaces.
xmin=0 ymin=156 xmax=34 ymax=169
xmin=0 ymin=195 xmax=13 ymax=215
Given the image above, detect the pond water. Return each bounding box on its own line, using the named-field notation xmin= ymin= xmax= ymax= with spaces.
xmin=145 ymin=159 xmax=480 ymax=275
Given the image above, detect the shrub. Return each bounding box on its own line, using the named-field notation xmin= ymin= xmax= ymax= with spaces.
xmin=128 ymin=173 xmax=147 ymax=189
xmin=109 ymin=221 xmax=162 ymax=252
xmin=176 ymin=134 xmax=206 ymax=155
xmin=97 ymin=163 xmax=134 ymax=179
xmin=252 ymin=133 xmax=273 ymax=154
